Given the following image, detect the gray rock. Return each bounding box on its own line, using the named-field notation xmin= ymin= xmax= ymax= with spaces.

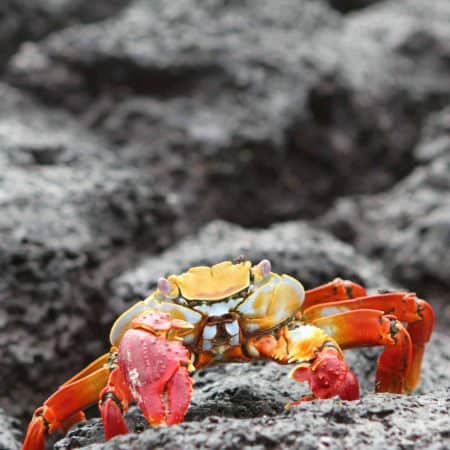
xmin=0 ymin=84 xmax=180 ymax=421
xmin=415 ymin=107 xmax=450 ymax=163
xmin=0 ymin=409 xmax=21 ymax=450
xmin=7 ymin=0 xmax=450 ymax=224
xmin=0 ymin=0 xmax=130 ymax=70
xmin=0 ymin=83 xmax=114 ymax=167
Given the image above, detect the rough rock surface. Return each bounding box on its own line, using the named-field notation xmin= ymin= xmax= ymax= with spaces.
xmin=56 ymin=388 xmax=450 ymax=450
xmin=0 ymin=409 xmax=21 ymax=450
xmin=0 ymin=82 xmax=181 ymax=421
xmin=7 ymin=0 xmax=450 ymax=224
xmin=0 ymin=0 xmax=130 ymax=71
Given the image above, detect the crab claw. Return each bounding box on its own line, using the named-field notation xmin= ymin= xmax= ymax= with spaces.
xmin=288 ymin=347 xmax=359 ymax=405
xmin=118 ymin=323 xmax=193 ymax=426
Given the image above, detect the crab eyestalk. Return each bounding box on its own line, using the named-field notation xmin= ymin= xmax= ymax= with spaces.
xmin=156 ymin=277 xmax=179 ymax=300
xmin=251 ymin=259 xmax=272 ymax=283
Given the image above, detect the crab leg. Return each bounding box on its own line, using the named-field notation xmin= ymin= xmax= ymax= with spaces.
xmin=311 ymin=309 xmax=413 ymax=393
xmin=303 ymin=292 xmax=434 ymax=391
xmin=22 ymin=353 xmax=110 ymax=450
xmin=99 ymin=367 xmax=133 ymax=440
xmin=403 ymin=300 xmax=434 ymax=391
xmin=118 ymin=311 xmax=194 ymax=427
xmin=302 ymin=278 xmax=367 ymax=310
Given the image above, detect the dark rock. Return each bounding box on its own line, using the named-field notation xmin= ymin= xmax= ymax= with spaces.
xmin=0 ymin=83 xmax=114 ymax=167
xmin=7 ymin=0 xmax=450 ymax=225
xmin=327 ymin=0 xmax=382 ymax=13
xmin=0 ymin=409 xmax=21 ymax=450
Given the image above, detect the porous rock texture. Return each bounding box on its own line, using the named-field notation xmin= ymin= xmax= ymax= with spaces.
xmin=6 ymin=0 xmax=450 ymax=224
xmin=0 ymin=408 xmax=21 ymax=450
xmin=0 ymin=0 xmax=449 ymax=449
xmin=0 ymin=0 xmax=131 ymax=71
xmin=0 ymin=81 xmax=182 ymax=422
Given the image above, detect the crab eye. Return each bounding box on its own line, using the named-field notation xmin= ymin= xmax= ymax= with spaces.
xmin=156 ymin=277 xmax=179 ymax=299
xmin=251 ymin=259 xmax=271 ymax=283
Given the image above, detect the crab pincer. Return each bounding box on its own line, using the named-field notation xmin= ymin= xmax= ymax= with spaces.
xmin=118 ymin=312 xmax=194 ymax=426
xmin=288 ymin=347 xmax=360 ymax=405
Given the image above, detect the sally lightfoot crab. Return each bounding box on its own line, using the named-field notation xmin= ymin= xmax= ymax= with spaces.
xmin=22 ymin=259 xmax=435 ymax=450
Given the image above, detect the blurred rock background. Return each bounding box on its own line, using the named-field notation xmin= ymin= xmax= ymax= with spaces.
xmin=0 ymin=0 xmax=449 ymax=449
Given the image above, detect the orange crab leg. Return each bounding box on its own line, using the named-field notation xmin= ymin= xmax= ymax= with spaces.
xmin=302 ymin=278 xmax=367 ymax=311
xmin=404 ymin=299 xmax=434 ymax=391
xmin=99 ymin=367 xmax=133 ymax=440
xmin=303 ymin=292 xmax=434 ymax=391
xmin=312 ymin=309 xmax=412 ymax=393
xmin=22 ymin=353 xmax=111 ymax=450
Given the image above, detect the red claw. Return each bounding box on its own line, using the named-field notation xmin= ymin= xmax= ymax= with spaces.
xmin=290 ymin=347 xmax=359 ymax=402
xmin=101 ymin=397 xmax=129 ymax=440
xmin=118 ymin=324 xmax=192 ymax=426
xmin=166 ymin=365 xmax=192 ymax=424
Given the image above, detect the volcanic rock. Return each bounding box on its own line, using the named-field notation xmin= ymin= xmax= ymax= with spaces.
xmin=7 ymin=0 xmax=450 ymax=224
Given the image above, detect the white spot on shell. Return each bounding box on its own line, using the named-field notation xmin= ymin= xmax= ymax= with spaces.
xmin=129 ymin=368 xmax=141 ymax=387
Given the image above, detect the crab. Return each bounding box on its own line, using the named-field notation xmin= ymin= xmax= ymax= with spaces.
xmin=22 ymin=259 xmax=434 ymax=450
